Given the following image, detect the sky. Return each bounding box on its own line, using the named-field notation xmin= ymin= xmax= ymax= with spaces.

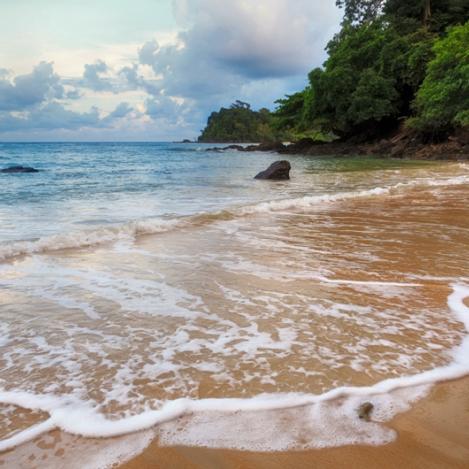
xmin=0 ymin=0 xmax=342 ymax=141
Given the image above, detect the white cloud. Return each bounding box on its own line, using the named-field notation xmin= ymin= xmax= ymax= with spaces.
xmin=0 ymin=0 xmax=341 ymax=139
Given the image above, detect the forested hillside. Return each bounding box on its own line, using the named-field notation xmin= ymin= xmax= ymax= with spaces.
xmin=275 ymin=0 xmax=469 ymax=142
xmin=198 ymin=101 xmax=273 ymax=143
xmin=199 ymin=0 xmax=469 ymax=145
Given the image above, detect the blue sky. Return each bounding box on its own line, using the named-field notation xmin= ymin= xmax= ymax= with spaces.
xmin=0 ymin=0 xmax=341 ymax=141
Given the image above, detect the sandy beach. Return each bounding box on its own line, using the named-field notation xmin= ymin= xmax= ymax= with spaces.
xmin=121 ymin=376 xmax=469 ymax=469
xmin=1 ymin=152 xmax=468 ymax=468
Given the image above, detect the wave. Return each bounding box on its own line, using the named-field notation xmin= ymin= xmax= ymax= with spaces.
xmin=0 ymin=174 xmax=468 ymax=263
xmin=0 ymin=284 xmax=468 ymax=455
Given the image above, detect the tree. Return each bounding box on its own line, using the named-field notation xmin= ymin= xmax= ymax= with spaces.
xmin=273 ymin=91 xmax=306 ymax=131
xmin=385 ymin=0 xmax=469 ymax=32
xmin=336 ymin=0 xmax=385 ymax=24
xmin=409 ymin=21 xmax=469 ymax=136
xmin=198 ymin=103 xmax=275 ymax=142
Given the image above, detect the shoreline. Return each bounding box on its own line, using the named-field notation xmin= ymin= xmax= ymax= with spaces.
xmin=120 ymin=376 xmax=469 ymax=469
xmin=205 ymin=129 xmax=469 ymax=160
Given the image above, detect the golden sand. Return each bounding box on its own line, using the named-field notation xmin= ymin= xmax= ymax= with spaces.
xmin=120 ymin=377 xmax=469 ymax=469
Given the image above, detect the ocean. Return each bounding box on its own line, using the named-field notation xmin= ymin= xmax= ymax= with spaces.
xmin=0 ymin=142 xmax=468 ymax=467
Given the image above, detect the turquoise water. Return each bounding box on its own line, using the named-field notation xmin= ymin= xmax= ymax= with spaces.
xmin=0 ymin=142 xmax=434 ymax=244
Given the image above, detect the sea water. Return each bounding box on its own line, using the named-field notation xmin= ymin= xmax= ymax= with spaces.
xmin=0 ymin=143 xmax=468 ymax=467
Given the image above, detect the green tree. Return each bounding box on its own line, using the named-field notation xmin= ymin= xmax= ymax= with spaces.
xmin=272 ymin=91 xmax=306 ymax=132
xmin=409 ymin=21 xmax=469 ymax=135
xmin=385 ymin=0 xmax=469 ymax=32
xmin=198 ymin=103 xmax=275 ymax=142
xmin=336 ymin=0 xmax=385 ymax=24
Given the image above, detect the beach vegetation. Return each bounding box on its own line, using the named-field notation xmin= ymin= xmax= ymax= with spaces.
xmin=199 ymin=1 xmax=468 ymax=144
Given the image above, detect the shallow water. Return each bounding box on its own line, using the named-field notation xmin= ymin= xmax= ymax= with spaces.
xmin=0 ymin=143 xmax=468 ymax=467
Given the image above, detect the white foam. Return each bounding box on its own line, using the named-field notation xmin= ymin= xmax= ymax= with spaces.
xmin=0 ymin=284 xmax=467 ymax=456
xmin=0 ymin=218 xmax=183 ymax=263
xmin=1 ymin=174 xmax=467 ymax=264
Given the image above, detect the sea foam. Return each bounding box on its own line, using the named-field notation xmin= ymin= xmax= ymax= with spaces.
xmin=0 ymin=174 xmax=467 ymax=264
xmin=0 ymin=284 xmax=468 ymax=455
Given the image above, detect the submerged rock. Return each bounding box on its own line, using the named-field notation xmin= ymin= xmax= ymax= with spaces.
xmin=244 ymin=142 xmax=286 ymax=152
xmin=206 ymin=144 xmax=245 ymax=152
xmin=357 ymin=402 xmax=374 ymax=421
xmin=254 ymin=160 xmax=291 ymax=180
xmin=206 ymin=142 xmax=287 ymax=153
xmin=1 ymin=165 xmax=39 ymax=173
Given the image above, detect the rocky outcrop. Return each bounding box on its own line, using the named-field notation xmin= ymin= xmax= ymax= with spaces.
xmin=357 ymin=402 xmax=374 ymax=421
xmin=278 ymin=138 xmax=319 ymax=154
xmin=243 ymin=142 xmax=287 ymax=152
xmin=207 ymin=128 xmax=469 ymax=160
xmin=207 ymin=142 xmax=287 ymax=153
xmin=254 ymin=160 xmax=291 ymax=180
xmin=364 ymin=128 xmax=469 ymax=160
xmin=207 ymin=144 xmax=245 ymax=152
xmin=1 ymin=165 xmax=39 ymax=173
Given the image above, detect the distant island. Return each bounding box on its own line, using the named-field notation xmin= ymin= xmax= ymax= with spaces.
xmin=198 ymin=101 xmax=274 ymax=143
xmin=198 ymin=1 xmax=469 ymax=159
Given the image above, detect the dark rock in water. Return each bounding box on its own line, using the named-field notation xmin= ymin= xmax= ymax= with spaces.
xmin=224 ymin=144 xmax=245 ymax=151
xmin=181 ymin=139 xmax=192 ymax=143
xmin=357 ymin=402 xmax=374 ymax=421
xmin=244 ymin=142 xmax=286 ymax=152
xmin=207 ymin=142 xmax=286 ymax=153
xmin=207 ymin=144 xmax=245 ymax=152
xmin=280 ymin=138 xmax=318 ymax=154
xmin=254 ymin=160 xmax=291 ymax=180
xmin=1 ymin=165 xmax=39 ymax=173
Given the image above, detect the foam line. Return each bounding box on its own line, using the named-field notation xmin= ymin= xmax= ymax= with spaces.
xmin=0 ymin=418 xmax=56 ymax=453
xmin=0 ymin=174 xmax=467 ymax=264
xmin=313 ymin=275 xmax=422 ymax=287
xmin=0 ymin=285 xmax=468 ymax=453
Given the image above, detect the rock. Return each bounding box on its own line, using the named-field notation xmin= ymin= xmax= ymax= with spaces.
xmin=181 ymin=139 xmax=192 ymax=143
xmin=225 ymin=144 xmax=245 ymax=151
xmin=244 ymin=142 xmax=286 ymax=152
xmin=206 ymin=142 xmax=286 ymax=153
xmin=1 ymin=165 xmax=39 ymax=173
xmin=357 ymin=402 xmax=374 ymax=421
xmin=254 ymin=160 xmax=291 ymax=180
xmin=280 ymin=138 xmax=317 ymax=154
xmin=206 ymin=144 xmax=245 ymax=152
xmin=453 ymin=127 xmax=469 ymax=146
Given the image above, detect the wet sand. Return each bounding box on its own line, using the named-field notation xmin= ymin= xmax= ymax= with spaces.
xmin=121 ymin=376 xmax=469 ymax=469
xmin=1 ymin=162 xmax=468 ymax=467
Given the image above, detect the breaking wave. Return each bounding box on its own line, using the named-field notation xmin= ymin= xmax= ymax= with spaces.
xmin=1 ymin=174 xmax=467 ymax=264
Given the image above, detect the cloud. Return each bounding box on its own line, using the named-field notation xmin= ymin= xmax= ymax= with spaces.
xmin=137 ymin=0 xmax=341 ymax=98
xmin=0 ymin=58 xmax=135 ymax=135
xmin=126 ymin=0 xmax=341 ymax=133
xmin=0 ymin=101 xmax=134 ymax=132
xmin=0 ymin=62 xmax=64 ymax=111
xmin=101 ymin=102 xmax=134 ymax=124
xmin=172 ymin=0 xmax=339 ymax=79
xmin=0 ymin=1 xmax=342 ymax=139
xmin=80 ymin=60 xmax=115 ymax=92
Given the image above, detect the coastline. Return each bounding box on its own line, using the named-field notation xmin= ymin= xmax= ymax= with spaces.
xmin=120 ymin=376 xmax=469 ymax=469
xmin=205 ymin=128 xmax=469 ymax=160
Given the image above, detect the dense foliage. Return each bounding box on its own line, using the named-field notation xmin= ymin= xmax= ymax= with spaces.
xmin=198 ymin=101 xmax=274 ymax=143
xmin=199 ymin=1 xmax=468 ymax=143
xmin=409 ymin=21 xmax=469 ymax=135
xmin=274 ymin=0 xmax=469 ymax=142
